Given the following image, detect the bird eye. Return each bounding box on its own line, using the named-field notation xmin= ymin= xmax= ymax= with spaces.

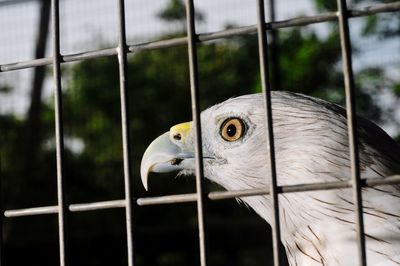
xmin=220 ymin=118 xmax=245 ymax=142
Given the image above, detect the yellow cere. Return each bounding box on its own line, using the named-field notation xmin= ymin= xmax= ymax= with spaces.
xmin=170 ymin=121 xmax=192 ymax=142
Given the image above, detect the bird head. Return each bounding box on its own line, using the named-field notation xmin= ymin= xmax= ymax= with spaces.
xmin=141 ymin=91 xmax=398 ymax=194
xmin=140 ymin=94 xmax=269 ymax=192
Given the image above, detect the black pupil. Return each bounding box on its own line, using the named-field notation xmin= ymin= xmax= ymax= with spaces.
xmin=227 ymin=124 xmax=237 ymax=137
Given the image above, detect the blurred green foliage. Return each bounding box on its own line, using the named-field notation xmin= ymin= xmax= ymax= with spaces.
xmin=0 ymin=0 xmax=399 ymax=265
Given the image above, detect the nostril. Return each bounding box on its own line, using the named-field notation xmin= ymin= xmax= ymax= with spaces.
xmin=173 ymin=133 xmax=182 ymax=141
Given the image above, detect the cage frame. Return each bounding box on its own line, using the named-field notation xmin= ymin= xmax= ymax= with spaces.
xmin=0 ymin=0 xmax=400 ymax=265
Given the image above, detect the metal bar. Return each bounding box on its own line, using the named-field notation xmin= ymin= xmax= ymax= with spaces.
xmin=0 ymin=0 xmax=36 ymax=7
xmin=256 ymin=0 xmax=282 ymax=265
xmin=69 ymin=199 xmax=126 ymax=212
xmin=0 ymin=48 xmax=117 ymax=72
xmin=198 ymin=25 xmax=257 ymax=41
xmin=5 ymin=205 xmax=59 ymax=218
xmin=137 ymin=193 xmax=197 ymax=206
xmin=3 ymin=175 xmax=400 ymax=216
xmin=4 ymin=200 xmax=127 ymax=217
xmin=1 ymin=57 xmax=52 ymax=72
xmin=128 ymin=37 xmax=187 ymax=53
xmin=116 ymin=0 xmax=136 ymax=265
xmin=349 ymin=2 xmax=400 ymax=16
xmin=137 ymin=175 xmax=400 ymax=206
xmin=337 ymin=0 xmax=367 ymax=265
xmin=62 ymin=47 xmax=117 ymax=63
xmin=1 ymin=2 xmax=399 ymax=72
xmin=185 ymin=0 xmax=209 ymax=265
xmin=51 ymin=0 xmax=68 ymax=265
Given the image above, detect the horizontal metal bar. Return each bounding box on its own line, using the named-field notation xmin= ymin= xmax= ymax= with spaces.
xmin=0 ymin=48 xmax=118 ymax=72
xmin=68 ymin=199 xmax=126 ymax=212
xmin=129 ymin=37 xmax=187 ymax=53
xmin=198 ymin=25 xmax=257 ymax=41
xmin=4 ymin=175 xmax=400 ymax=216
xmin=63 ymin=47 xmax=118 ymax=63
xmin=1 ymin=57 xmax=53 ymax=72
xmin=1 ymin=1 xmax=399 ymax=72
xmin=0 ymin=0 xmax=35 ymax=8
xmin=4 ymin=205 xmax=58 ymax=217
xmin=137 ymin=175 xmax=400 ymax=206
xmin=136 ymin=193 xmax=197 ymax=206
xmin=4 ymin=200 xmax=126 ymax=218
xmin=350 ymin=1 xmax=400 ymax=16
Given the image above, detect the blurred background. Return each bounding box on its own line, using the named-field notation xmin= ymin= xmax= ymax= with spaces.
xmin=0 ymin=0 xmax=399 ymax=265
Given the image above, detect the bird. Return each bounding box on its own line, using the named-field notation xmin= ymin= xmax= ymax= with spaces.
xmin=140 ymin=91 xmax=400 ymax=265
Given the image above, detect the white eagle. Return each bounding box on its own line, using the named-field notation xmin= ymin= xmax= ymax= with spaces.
xmin=141 ymin=91 xmax=400 ymax=265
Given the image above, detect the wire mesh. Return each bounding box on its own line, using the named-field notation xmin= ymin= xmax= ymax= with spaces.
xmin=0 ymin=1 xmax=400 ymax=266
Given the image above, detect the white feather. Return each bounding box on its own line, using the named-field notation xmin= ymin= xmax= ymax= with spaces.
xmin=190 ymin=92 xmax=400 ymax=266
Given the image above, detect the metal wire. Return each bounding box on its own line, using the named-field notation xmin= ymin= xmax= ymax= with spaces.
xmin=51 ymin=0 xmax=68 ymax=265
xmin=336 ymin=0 xmax=366 ymax=264
xmin=256 ymin=0 xmax=282 ymax=265
xmin=69 ymin=199 xmax=126 ymax=212
xmin=138 ymin=175 xmax=400 ymax=206
xmin=116 ymin=0 xmax=136 ymax=265
xmin=4 ymin=175 xmax=400 ymax=216
xmin=185 ymin=0 xmax=209 ymax=265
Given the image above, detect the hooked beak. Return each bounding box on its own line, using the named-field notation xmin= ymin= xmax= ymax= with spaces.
xmin=140 ymin=122 xmax=194 ymax=190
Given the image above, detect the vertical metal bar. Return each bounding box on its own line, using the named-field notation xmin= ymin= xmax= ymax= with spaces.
xmin=184 ymin=0 xmax=209 ymax=265
xmin=116 ymin=0 xmax=135 ymax=265
xmin=256 ymin=0 xmax=282 ymax=265
xmin=337 ymin=0 xmax=366 ymax=265
xmin=51 ymin=0 xmax=68 ymax=265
